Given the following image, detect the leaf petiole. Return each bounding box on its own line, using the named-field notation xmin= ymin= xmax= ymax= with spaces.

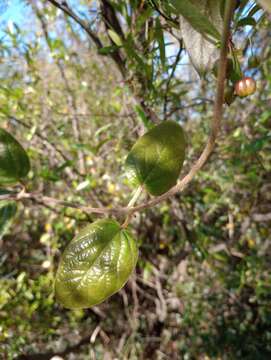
xmin=122 ymin=186 xmax=143 ymax=228
xmin=127 ymin=186 xmax=143 ymax=208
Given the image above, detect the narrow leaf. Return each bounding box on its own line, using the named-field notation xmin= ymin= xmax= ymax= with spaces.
xmin=237 ymin=17 xmax=257 ymax=28
xmin=108 ymin=29 xmax=122 ymax=47
xmin=98 ymin=45 xmax=120 ymax=55
xmin=0 ymin=201 xmax=17 ymax=240
xmin=134 ymin=105 xmax=153 ymax=129
xmin=155 ymin=19 xmax=166 ymax=68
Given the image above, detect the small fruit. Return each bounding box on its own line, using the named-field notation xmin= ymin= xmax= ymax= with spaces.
xmin=234 ymin=77 xmax=256 ymax=98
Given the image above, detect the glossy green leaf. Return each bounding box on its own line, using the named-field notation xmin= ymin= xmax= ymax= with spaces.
xmin=55 ymin=219 xmax=138 ymax=309
xmin=0 ymin=128 xmax=30 ymax=185
xmin=125 ymin=121 xmax=186 ymax=196
xmin=0 ymin=200 xmax=17 ymax=240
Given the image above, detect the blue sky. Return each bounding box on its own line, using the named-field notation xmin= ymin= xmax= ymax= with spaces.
xmin=0 ymin=0 xmax=26 ymax=27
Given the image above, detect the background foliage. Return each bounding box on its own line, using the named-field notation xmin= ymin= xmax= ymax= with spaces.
xmin=0 ymin=1 xmax=270 ymax=359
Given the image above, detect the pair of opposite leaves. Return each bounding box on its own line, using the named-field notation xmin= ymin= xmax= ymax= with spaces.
xmin=56 ymin=121 xmax=186 ymax=309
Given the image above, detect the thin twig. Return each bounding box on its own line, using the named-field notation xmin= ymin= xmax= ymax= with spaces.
xmin=47 ymin=0 xmax=103 ymax=49
xmin=0 ymin=192 xmax=119 ymax=215
xmin=149 ymin=0 xmax=179 ymax=25
xmin=32 ymin=2 xmax=86 ymax=173
xmin=46 ymin=0 xmax=159 ymax=123
xmin=7 ymin=115 xmax=71 ymax=165
xmin=163 ymin=44 xmax=183 ymax=120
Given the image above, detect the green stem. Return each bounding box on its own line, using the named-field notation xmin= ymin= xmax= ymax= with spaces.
xmin=127 ymin=186 xmax=143 ymax=208
xmin=122 ymin=186 xmax=143 ymax=228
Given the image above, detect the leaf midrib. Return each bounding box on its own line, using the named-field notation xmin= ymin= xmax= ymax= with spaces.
xmin=75 ymin=227 xmax=121 ymax=290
